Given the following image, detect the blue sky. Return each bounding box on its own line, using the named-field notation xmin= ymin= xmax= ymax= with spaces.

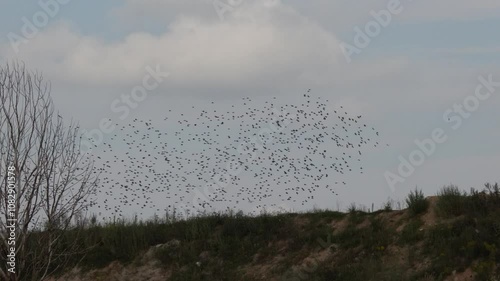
xmin=1 ymin=0 xmax=499 ymax=216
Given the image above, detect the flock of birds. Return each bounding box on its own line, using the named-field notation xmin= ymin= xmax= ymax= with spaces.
xmin=90 ymin=90 xmax=384 ymax=219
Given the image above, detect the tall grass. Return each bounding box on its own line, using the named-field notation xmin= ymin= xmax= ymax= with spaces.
xmin=423 ymin=183 xmax=500 ymax=280
xmin=436 ymin=183 xmax=500 ymax=218
xmin=435 ymin=184 xmax=466 ymax=217
xmin=30 ymin=183 xmax=500 ymax=281
xmin=65 ymin=211 xmax=296 ymax=270
xmin=405 ymin=187 xmax=429 ymax=216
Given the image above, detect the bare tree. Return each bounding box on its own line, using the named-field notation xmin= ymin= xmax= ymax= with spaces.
xmin=0 ymin=62 xmax=98 ymax=281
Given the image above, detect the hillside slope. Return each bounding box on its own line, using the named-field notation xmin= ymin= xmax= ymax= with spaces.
xmin=45 ymin=187 xmax=500 ymax=281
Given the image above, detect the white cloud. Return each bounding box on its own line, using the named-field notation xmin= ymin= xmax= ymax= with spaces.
xmin=261 ymin=0 xmax=500 ymax=36
xmin=401 ymin=0 xmax=500 ymax=22
xmin=1 ymin=1 xmax=498 ymax=121
xmin=1 ymin=1 xmax=344 ymax=94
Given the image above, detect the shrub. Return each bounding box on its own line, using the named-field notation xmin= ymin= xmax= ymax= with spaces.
xmin=436 ymin=185 xmax=466 ymax=217
xmin=400 ymin=218 xmax=424 ymax=244
xmin=405 ymin=187 xmax=429 ymax=216
xmin=458 ymin=183 xmax=500 ymax=217
xmin=465 ymin=187 xmax=490 ymax=216
xmin=347 ymin=203 xmax=358 ymax=214
xmin=346 ymin=203 xmax=367 ymax=225
xmin=383 ymin=198 xmax=393 ymax=212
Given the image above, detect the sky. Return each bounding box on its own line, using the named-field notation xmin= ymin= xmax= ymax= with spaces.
xmin=1 ymin=0 xmax=499 ymax=218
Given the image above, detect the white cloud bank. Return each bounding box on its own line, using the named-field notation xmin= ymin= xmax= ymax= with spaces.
xmin=1 ymin=1 xmax=344 ymax=94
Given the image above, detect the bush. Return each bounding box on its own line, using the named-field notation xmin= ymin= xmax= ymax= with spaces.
xmin=405 ymin=187 xmax=429 ymax=216
xmin=399 ymin=218 xmax=424 ymax=244
xmin=436 ymin=185 xmax=466 ymax=217
xmin=347 ymin=203 xmax=358 ymax=214
xmin=383 ymin=198 xmax=393 ymax=212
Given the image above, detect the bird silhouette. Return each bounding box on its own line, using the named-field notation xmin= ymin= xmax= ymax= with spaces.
xmin=90 ymin=90 xmax=385 ymax=219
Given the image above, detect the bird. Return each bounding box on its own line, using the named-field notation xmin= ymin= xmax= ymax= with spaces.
xmin=90 ymin=89 xmax=383 ymax=219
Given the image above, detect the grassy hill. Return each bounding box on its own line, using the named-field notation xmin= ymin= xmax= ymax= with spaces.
xmin=44 ymin=183 xmax=500 ymax=281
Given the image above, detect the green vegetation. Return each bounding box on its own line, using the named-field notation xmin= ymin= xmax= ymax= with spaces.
xmin=436 ymin=183 xmax=500 ymax=218
xmin=383 ymin=198 xmax=393 ymax=211
xmin=399 ymin=218 xmax=424 ymax=245
xmin=435 ymin=184 xmax=466 ymax=217
xmin=43 ymin=183 xmax=500 ymax=281
xmin=405 ymin=187 xmax=429 ymax=216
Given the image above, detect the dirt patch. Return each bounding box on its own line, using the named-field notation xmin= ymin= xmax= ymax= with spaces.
xmin=421 ymin=196 xmax=439 ymax=227
xmin=44 ymin=260 xmax=170 ymax=281
xmin=330 ymin=216 xmax=349 ymax=235
xmin=242 ymin=254 xmax=285 ymax=281
xmin=293 ymin=216 xmax=310 ymax=230
xmin=355 ymin=217 xmax=371 ymax=229
xmin=376 ymin=209 xmax=407 ymax=232
xmin=444 ymin=267 xmax=475 ymax=281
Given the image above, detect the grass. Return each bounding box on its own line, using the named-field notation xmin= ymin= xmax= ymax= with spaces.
xmin=436 ymin=183 xmax=500 ymax=219
xmin=383 ymin=198 xmax=393 ymax=211
xmin=77 ymin=212 xmax=295 ymax=269
xmin=435 ymin=184 xmax=466 ymax=217
xmin=399 ymin=218 xmax=424 ymax=245
xmin=26 ymin=182 xmax=500 ymax=281
xmin=405 ymin=187 xmax=429 ymax=216
xmin=421 ymin=183 xmax=500 ymax=280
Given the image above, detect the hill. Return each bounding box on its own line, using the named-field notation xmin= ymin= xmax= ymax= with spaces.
xmin=44 ymin=184 xmax=500 ymax=281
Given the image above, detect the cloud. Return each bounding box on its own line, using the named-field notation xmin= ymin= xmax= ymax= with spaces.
xmin=109 ymin=0 xmax=215 ymax=30
xmin=432 ymin=47 xmax=500 ymax=55
xmin=261 ymin=0 xmax=500 ymax=36
xmin=2 ymin=0 xmax=498 ymax=117
xmin=401 ymin=0 xmax=500 ymax=22
xmin=4 ymin=0 xmax=496 ymax=102
xmin=0 ymin=1 xmax=344 ymax=95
